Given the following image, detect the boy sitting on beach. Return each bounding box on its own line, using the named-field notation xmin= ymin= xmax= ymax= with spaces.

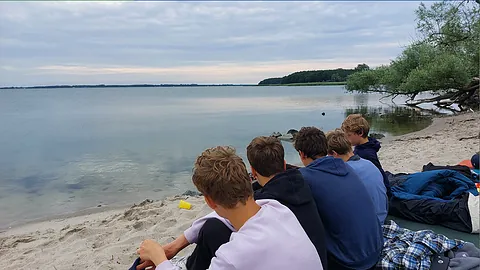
xmin=294 ymin=126 xmax=383 ymax=270
xmin=135 ymin=146 xmax=323 ymax=270
xmin=341 ymin=114 xmax=392 ymax=197
xmin=245 ymin=136 xmax=327 ymax=269
xmin=326 ymin=129 xmax=388 ymax=224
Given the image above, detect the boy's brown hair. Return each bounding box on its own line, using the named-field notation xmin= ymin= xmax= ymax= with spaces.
xmin=247 ymin=136 xmax=285 ymax=177
xmin=192 ymin=146 xmax=253 ymax=208
xmin=294 ymin=127 xmax=328 ymax=158
xmin=326 ymin=129 xmax=353 ymax=155
xmin=341 ymin=114 xmax=370 ymax=138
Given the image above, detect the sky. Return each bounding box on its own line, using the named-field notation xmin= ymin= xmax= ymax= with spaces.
xmin=0 ymin=1 xmax=424 ymax=86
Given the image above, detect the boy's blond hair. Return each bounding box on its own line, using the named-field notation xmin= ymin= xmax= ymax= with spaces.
xmin=326 ymin=129 xmax=353 ymax=155
xmin=192 ymin=146 xmax=253 ymax=208
xmin=341 ymin=114 xmax=370 ymax=138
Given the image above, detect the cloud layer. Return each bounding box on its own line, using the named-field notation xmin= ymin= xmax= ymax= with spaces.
xmin=0 ymin=1 xmax=422 ymax=86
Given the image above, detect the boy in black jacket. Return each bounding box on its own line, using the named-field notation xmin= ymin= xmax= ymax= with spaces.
xmin=247 ymin=136 xmax=327 ymax=270
xmin=341 ymin=114 xmax=392 ymax=197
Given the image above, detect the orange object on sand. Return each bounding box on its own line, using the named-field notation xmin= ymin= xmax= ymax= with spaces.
xmin=458 ymin=159 xmax=473 ymax=169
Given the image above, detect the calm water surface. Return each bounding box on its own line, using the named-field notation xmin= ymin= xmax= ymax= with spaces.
xmin=0 ymin=86 xmax=433 ymax=228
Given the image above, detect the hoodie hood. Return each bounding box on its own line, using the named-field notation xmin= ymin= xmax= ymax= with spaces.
xmin=305 ymin=156 xmax=350 ymax=176
xmin=254 ymin=169 xmax=312 ymax=206
xmin=356 ymin=137 xmax=381 ymax=152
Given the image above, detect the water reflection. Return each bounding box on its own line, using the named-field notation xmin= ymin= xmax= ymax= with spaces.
xmin=345 ymin=106 xmax=433 ymax=136
xmin=353 ymin=93 xmax=369 ymax=107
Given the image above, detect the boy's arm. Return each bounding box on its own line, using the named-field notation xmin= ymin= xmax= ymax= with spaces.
xmin=365 ymin=156 xmax=383 ymax=171
xmin=161 ymin=212 xmax=235 ymax=260
xmin=162 ymin=234 xmax=190 ymax=259
xmin=184 ymin=211 xmax=235 ymax=244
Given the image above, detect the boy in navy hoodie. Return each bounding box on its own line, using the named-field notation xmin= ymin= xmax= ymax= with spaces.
xmin=294 ymin=127 xmax=383 ymax=270
xmin=341 ymin=114 xmax=392 ymax=198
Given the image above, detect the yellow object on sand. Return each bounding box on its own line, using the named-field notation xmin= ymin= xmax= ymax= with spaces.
xmin=179 ymin=200 xmax=192 ymax=210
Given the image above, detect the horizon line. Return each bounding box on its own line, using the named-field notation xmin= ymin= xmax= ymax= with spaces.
xmin=0 ymin=83 xmax=259 ymax=89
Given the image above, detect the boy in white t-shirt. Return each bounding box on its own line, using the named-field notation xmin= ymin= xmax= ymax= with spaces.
xmin=136 ymin=146 xmax=323 ymax=270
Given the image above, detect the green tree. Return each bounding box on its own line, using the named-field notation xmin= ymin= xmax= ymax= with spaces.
xmin=258 ymin=64 xmax=369 ymax=85
xmin=354 ymin=63 xmax=370 ymax=72
xmin=346 ymin=0 xmax=480 ymax=111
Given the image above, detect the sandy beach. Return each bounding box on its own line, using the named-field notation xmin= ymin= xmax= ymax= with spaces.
xmin=1 ymin=112 xmax=478 ymax=270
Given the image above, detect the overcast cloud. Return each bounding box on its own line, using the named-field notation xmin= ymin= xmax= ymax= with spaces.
xmin=0 ymin=1 xmax=423 ymax=86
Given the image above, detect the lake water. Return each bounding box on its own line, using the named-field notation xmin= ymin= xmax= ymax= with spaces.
xmin=0 ymin=86 xmax=433 ymax=228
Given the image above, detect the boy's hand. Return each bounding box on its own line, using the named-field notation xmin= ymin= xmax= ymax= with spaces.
xmin=136 ymin=260 xmax=155 ymax=270
xmin=138 ymin=239 xmax=168 ymax=266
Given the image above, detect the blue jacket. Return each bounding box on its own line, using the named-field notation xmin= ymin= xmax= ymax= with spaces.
xmin=299 ymin=156 xmax=383 ymax=270
xmin=354 ymin=137 xmax=392 ymax=197
xmin=347 ymin=155 xmax=388 ymax=224
xmin=392 ymin=169 xmax=479 ymax=201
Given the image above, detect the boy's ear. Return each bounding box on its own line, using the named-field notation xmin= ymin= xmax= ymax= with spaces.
xmin=204 ymin=196 xmax=217 ymax=210
xmin=250 ymin=166 xmax=257 ymax=178
xmin=298 ymin=151 xmax=306 ymax=160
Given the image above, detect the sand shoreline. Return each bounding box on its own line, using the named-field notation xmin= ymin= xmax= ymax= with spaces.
xmin=0 ymin=202 xmax=130 ymax=232
xmin=379 ymin=111 xmax=479 ymax=173
xmin=1 ymin=112 xmax=479 ymax=269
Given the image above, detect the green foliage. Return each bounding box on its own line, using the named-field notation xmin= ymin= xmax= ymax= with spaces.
xmin=398 ymin=51 xmax=471 ymax=93
xmin=280 ymin=81 xmax=346 ymax=86
xmin=258 ymin=64 xmax=369 ymax=85
xmin=346 ymin=0 xmax=479 ymax=98
xmin=258 ymin=78 xmax=283 ymax=85
xmin=416 ymin=1 xmax=480 ymax=73
xmin=354 ymin=63 xmax=370 ymax=72
xmin=281 ymin=69 xmax=353 ymax=84
xmin=344 ymin=67 xmax=388 ymax=93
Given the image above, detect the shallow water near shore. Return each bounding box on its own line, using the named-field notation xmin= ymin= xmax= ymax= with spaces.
xmin=0 ymin=85 xmax=435 ymax=228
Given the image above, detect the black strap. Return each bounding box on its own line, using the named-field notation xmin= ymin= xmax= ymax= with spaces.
xmin=430 ymin=254 xmax=450 ymax=270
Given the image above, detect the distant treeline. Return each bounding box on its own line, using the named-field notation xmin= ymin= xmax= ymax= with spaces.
xmin=0 ymin=83 xmax=254 ymax=90
xmin=258 ymin=64 xmax=370 ymax=85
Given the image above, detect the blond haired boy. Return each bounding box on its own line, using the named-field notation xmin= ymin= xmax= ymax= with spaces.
xmin=341 ymin=114 xmax=392 ymax=197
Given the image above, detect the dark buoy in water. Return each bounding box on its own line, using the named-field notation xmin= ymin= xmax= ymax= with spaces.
xmin=321 ymin=112 xmax=325 ymax=116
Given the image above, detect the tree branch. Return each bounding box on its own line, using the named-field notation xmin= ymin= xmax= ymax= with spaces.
xmin=404 ymin=105 xmax=445 ymax=115
xmin=405 ymin=92 xmax=458 ymax=106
